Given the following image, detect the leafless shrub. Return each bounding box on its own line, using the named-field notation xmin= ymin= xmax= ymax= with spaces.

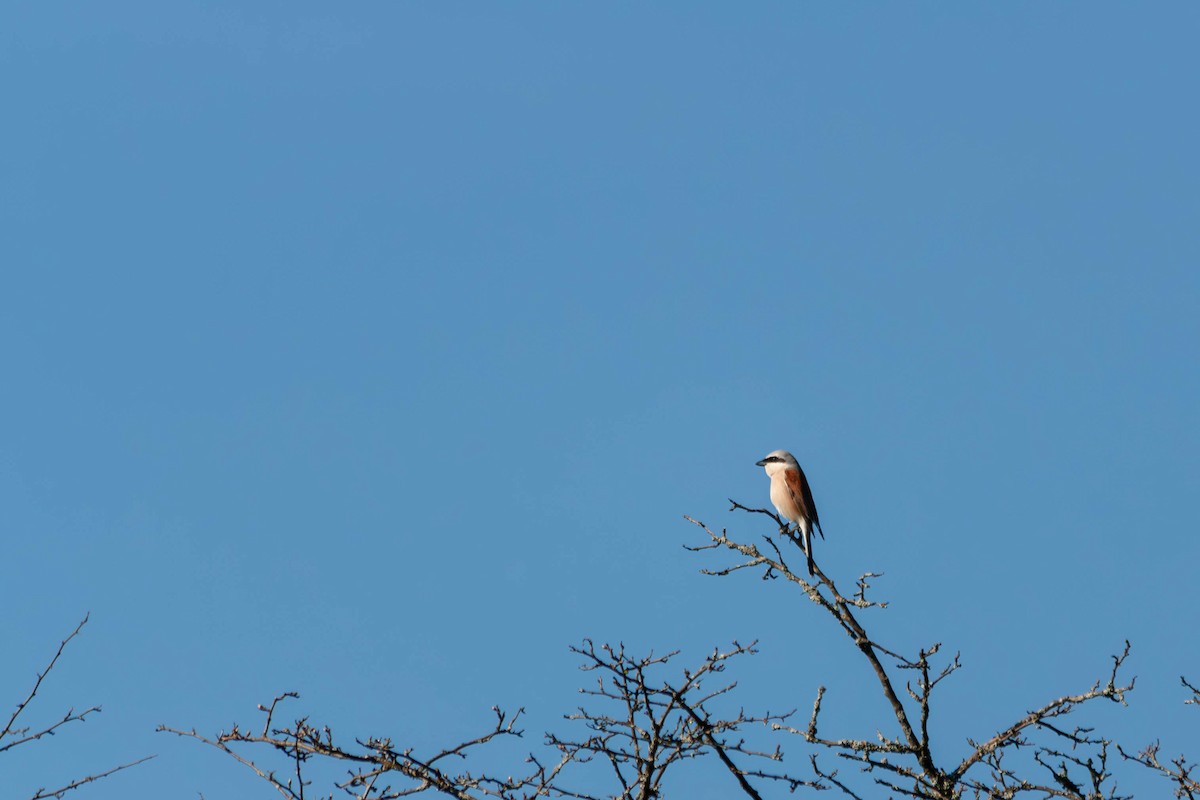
xmin=165 ymin=500 xmax=1190 ymax=799
xmin=158 ymin=638 xmax=814 ymax=800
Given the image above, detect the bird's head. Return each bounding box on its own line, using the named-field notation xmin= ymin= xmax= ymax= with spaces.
xmin=756 ymin=449 xmax=798 ymax=476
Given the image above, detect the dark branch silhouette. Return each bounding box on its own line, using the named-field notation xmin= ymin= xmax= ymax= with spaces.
xmin=1119 ymin=676 xmax=1199 ymax=798
xmin=164 ymin=499 xmax=1189 ymax=799
xmin=160 ymin=640 xmax=812 ymax=800
xmin=4 ymin=615 xmax=152 ymax=800
xmin=684 ymin=502 xmax=1136 ymax=800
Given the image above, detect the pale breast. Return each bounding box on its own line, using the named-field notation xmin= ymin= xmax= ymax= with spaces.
xmin=770 ymin=477 xmax=801 ymax=524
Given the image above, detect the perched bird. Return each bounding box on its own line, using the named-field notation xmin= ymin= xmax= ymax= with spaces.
xmin=756 ymin=449 xmax=824 ymax=575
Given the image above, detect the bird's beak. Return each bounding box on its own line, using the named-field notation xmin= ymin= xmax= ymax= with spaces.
xmin=755 ymin=459 xmax=767 ymax=467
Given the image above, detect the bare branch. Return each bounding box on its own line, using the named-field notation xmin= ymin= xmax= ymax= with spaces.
xmin=687 ymin=511 xmax=937 ymax=785
xmin=27 ymin=756 xmax=157 ymax=800
xmin=1118 ymin=673 xmax=1199 ymax=799
xmin=687 ymin=508 xmax=1142 ymax=800
xmin=162 ymin=696 xmax=564 ymax=800
xmin=953 ymin=643 xmax=1134 ymax=784
xmin=4 ymin=615 xmax=152 ymax=800
xmin=2 ymin=615 xmax=91 ymax=746
xmin=0 ymin=705 xmax=104 ymax=755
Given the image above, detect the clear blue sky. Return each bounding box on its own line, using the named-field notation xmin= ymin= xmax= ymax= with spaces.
xmin=2 ymin=3 xmax=1197 ymax=798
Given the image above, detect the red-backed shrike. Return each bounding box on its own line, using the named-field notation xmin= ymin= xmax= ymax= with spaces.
xmin=756 ymin=449 xmax=824 ymax=575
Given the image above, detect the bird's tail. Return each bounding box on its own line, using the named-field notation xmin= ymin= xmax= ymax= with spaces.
xmin=803 ymin=527 xmax=815 ymax=576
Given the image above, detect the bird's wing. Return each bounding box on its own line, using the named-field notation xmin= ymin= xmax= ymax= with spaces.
xmin=785 ymin=466 xmax=824 ymax=539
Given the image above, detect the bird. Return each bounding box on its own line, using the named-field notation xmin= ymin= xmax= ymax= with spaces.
xmin=756 ymin=449 xmax=824 ymax=575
